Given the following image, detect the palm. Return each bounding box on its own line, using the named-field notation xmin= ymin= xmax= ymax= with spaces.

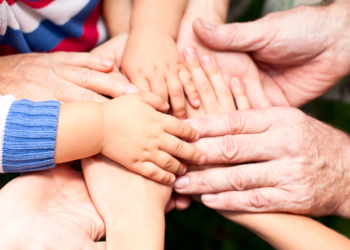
xmin=0 ymin=164 xmax=105 ymax=250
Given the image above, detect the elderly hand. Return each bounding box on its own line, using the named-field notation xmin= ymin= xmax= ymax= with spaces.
xmin=0 ymin=51 xmax=138 ymax=102
xmin=0 ymin=164 xmax=106 ymax=250
xmin=193 ymin=0 xmax=350 ymax=107
xmin=175 ymin=107 xmax=350 ymax=218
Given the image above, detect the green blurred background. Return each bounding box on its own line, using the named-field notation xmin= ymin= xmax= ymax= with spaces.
xmin=1 ymin=1 xmax=349 ymax=249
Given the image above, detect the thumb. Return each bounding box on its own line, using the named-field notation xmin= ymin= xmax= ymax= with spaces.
xmin=193 ymin=18 xmax=276 ymax=52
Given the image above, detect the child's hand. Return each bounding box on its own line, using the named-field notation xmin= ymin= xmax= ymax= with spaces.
xmin=101 ymin=92 xmax=205 ymax=184
xmin=122 ymin=31 xmax=200 ymax=119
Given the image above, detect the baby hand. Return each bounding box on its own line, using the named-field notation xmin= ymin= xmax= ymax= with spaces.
xmin=101 ymin=92 xmax=206 ymax=184
xmin=122 ymin=31 xmax=200 ymax=119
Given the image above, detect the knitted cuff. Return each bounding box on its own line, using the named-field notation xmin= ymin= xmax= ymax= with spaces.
xmin=1 ymin=99 xmax=61 ymax=173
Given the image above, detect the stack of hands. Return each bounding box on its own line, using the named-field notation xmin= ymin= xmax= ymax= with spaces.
xmin=1 ymin=0 xmax=350 ymax=249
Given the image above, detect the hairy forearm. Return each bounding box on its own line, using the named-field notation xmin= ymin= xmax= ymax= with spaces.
xmin=131 ymin=0 xmax=187 ymax=39
xmin=184 ymin=0 xmax=229 ymax=24
xmin=102 ymin=0 xmax=132 ymax=37
xmin=54 ymin=101 xmax=103 ymax=163
xmin=222 ymin=212 xmax=350 ymax=250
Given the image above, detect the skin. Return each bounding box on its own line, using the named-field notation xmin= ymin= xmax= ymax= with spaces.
xmin=0 ymin=164 xmax=106 ymax=250
xmin=192 ymin=0 xmax=350 ymax=107
xmin=55 ymin=92 xmax=206 ymax=184
xmin=184 ymin=47 xmax=350 ymax=250
xmin=122 ymin=0 xmax=199 ymax=119
xmin=0 ymin=52 xmax=139 ymax=102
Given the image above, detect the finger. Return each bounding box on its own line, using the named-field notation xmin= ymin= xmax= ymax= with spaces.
xmin=131 ymin=76 xmax=151 ymax=92
xmin=58 ymin=66 xmax=140 ymax=98
xmin=230 ymin=77 xmax=252 ymax=110
xmin=200 ymin=54 xmax=235 ymax=112
xmin=185 ymin=99 xmax=205 ymax=118
xmin=50 ymin=52 xmax=114 ymax=72
xmin=58 ymin=80 xmax=109 ymax=102
xmin=201 ymin=188 xmax=291 ymax=212
xmin=138 ymin=92 xmax=170 ymax=113
xmin=175 ymin=162 xmax=279 ymax=194
xmin=150 ymin=150 xmax=187 ymax=175
xmin=179 ymin=67 xmax=200 ymax=108
xmin=149 ymin=76 xmax=169 ymax=103
xmin=167 ymin=74 xmax=186 ymax=119
xmin=192 ymin=18 xmax=274 ymax=52
xmin=185 ymin=108 xmax=277 ymax=137
xmin=159 ymin=134 xmax=205 ymax=164
xmin=165 ymin=197 xmax=176 ymax=213
xmin=138 ymin=161 xmax=176 ymax=184
xmin=164 ymin=115 xmax=200 ymax=141
xmin=174 ymin=194 xmax=192 ymax=210
xmin=192 ymin=134 xmax=275 ymax=164
xmin=183 ymin=47 xmax=220 ymax=114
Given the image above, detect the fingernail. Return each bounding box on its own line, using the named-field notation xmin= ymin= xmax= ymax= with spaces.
xmin=170 ymin=176 xmax=176 ymax=184
xmin=124 ymin=84 xmax=139 ymax=94
xmin=165 ymin=102 xmax=170 ymax=109
xmin=174 ymin=176 xmax=189 ymax=189
xmin=200 ymin=19 xmax=216 ymax=31
xmin=180 ymin=165 xmax=187 ymax=175
xmin=101 ymin=58 xmax=113 ymax=67
xmin=194 ymin=132 xmax=200 ymax=141
xmin=202 ymin=194 xmax=217 ymax=203
xmin=232 ymin=77 xmax=242 ymax=87
xmin=201 ymin=55 xmax=212 ymax=66
xmin=198 ymin=155 xmax=206 ymax=165
xmin=185 ymin=47 xmax=196 ymax=57
xmin=193 ymin=99 xmax=200 ymax=107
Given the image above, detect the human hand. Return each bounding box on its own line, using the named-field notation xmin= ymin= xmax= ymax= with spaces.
xmin=0 ymin=52 xmax=139 ymax=102
xmin=82 ymin=155 xmax=172 ymax=250
xmin=0 ymin=163 xmax=106 ymax=250
xmin=100 ymin=92 xmax=206 ymax=184
xmin=192 ymin=1 xmax=350 ymax=107
xmin=122 ymin=30 xmax=199 ymax=119
xmin=175 ymin=106 xmax=350 ymax=217
xmin=177 ymin=17 xmax=272 ymax=109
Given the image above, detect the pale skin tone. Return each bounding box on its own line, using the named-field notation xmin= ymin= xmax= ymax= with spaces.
xmin=183 ymin=46 xmax=350 ymax=250
xmin=54 ymin=92 xmax=206 ymax=184
xmin=122 ymin=0 xmax=200 ymax=119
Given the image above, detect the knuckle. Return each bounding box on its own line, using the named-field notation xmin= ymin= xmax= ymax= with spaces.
xmin=249 ymin=190 xmax=266 ymax=209
xmin=196 ymin=82 xmax=212 ymax=93
xmin=228 ymin=168 xmax=246 ymax=191
xmin=170 ymin=87 xmax=184 ymax=99
xmin=164 ymin=158 xmax=175 ymax=170
xmin=177 ymin=122 xmax=185 ymax=136
xmin=221 ymin=135 xmax=239 ymax=160
xmin=222 ymin=193 xmax=236 ymax=209
xmin=79 ymin=90 xmax=97 ymax=102
xmin=79 ymin=68 xmax=93 ymax=87
xmin=175 ymin=141 xmax=185 ymax=155
xmin=147 ymin=168 xmax=161 ymax=179
xmin=227 ymin=112 xmax=245 ymax=134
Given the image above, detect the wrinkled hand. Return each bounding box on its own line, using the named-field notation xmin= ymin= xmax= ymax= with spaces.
xmin=177 ymin=17 xmax=272 ymax=109
xmin=0 ymin=164 xmax=106 ymax=250
xmin=175 ymin=107 xmax=350 ymax=218
xmin=193 ymin=1 xmax=350 ymax=107
xmin=122 ymin=30 xmax=199 ymax=119
xmin=0 ymin=51 xmax=138 ymax=102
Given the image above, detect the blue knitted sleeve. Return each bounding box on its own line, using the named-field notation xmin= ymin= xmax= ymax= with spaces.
xmin=1 ymin=99 xmax=61 ymax=173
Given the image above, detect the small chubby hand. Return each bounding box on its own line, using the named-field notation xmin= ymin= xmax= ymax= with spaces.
xmin=122 ymin=31 xmax=200 ymax=119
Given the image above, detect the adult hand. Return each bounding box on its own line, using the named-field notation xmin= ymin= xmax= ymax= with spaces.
xmin=0 ymin=164 xmax=106 ymax=250
xmin=175 ymin=107 xmax=350 ymax=218
xmin=177 ymin=17 xmax=271 ymax=109
xmin=193 ymin=0 xmax=350 ymax=107
xmin=0 ymin=51 xmax=138 ymax=102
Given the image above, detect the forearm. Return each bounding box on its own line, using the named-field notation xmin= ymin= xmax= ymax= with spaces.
xmin=222 ymin=212 xmax=350 ymax=250
xmin=131 ymin=0 xmax=187 ymax=39
xmin=54 ymin=101 xmax=103 ymax=163
xmin=184 ymin=0 xmax=229 ymax=24
xmin=82 ymin=155 xmax=169 ymax=250
xmin=102 ymin=0 xmax=132 ymax=37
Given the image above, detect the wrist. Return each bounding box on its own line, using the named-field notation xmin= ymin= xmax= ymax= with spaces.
xmin=184 ymin=0 xmax=229 ymax=24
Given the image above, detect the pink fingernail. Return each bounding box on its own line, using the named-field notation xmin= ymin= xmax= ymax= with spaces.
xmin=185 ymin=47 xmax=196 ymax=57
xmin=195 ymin=132 xmax=200 ymax=141
xmin=202 ymin=194 xmax=217 ymax=203
xmin=233 ymin=77 xmax=242 ymax=87
xmin=198 ymin=155 xmax=206 ymax=165
xmin=170 ymin=176 xmax=176 ymax=184
xmin=101 ymin=59 xmax=113 ymax=67
xmin=201 ymin=55 xmax=212 ymax=66
xmin=180 ymin=165 xmax=188 ymax=175
xmin=124 ymin=84 xmax=140 ymax=94
xmin=174 ymin=176 xmax=189 ymax=189
xmin=200 ymin=19 xmax=216 ymax=31
xmin=193 ymin=99 xmax=200 ymax=107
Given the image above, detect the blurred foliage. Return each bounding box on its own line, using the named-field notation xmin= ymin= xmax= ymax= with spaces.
xmin=0 ymin=1 xmax=350 ymax=250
